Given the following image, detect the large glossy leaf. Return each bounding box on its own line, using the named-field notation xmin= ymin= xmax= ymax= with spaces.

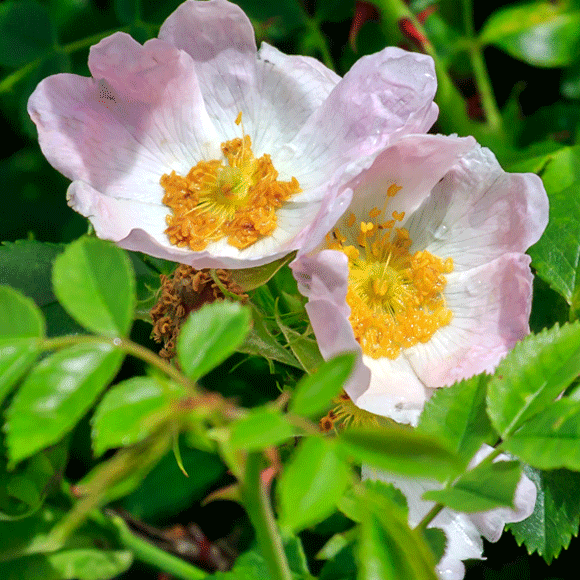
xmin=0 ymin=286 xmax=45 ymax=405
xmin=278 ymin=437 xmax=351 ymax=533
xmin=504 ymin=398 xmax=580 ymax=470
xmin=487 ymin=322 xmax=580 ymax=439
xmin=92 ymin=377 xmax=186 ymax=457
xmin=339 ymin=426 xmax=460 ymax=482
xmin=479 ymin=2 xmax=580 ymax=67
xmin=508 ymin=466 xmax=580 ymax=563
xmin=52 ymin=237 xmax=135 ymax=337
xmin=289 ymin=353 xmax=355 ymax=418
xmin=5 ymin=344 xmax=124 ymax=464
xmin=418 ymin=374 xmax=495 ymax=465
xmin=177 ymin=301 xmax=251 ymax=381
xmin=423 ymin=460 xmax=522 ymax=512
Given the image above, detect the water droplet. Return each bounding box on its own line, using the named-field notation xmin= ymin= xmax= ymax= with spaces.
xmin=466 ymin=277 xmax=483 ymax=296
xmin=432 ymin=223 xmax=448 ymax=240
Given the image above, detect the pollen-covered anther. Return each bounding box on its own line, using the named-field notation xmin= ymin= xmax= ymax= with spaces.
xmin=330 ymin=202 xmax=454 ymax=360
xmin=161 ymin=114 xmax=301 ymax=251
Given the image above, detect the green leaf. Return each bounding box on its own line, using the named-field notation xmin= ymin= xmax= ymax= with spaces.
xmin=48 ymin=549 xmax=133 ymax=580
xmin=487 ymin=322 xmax=580 ymax=438
xmin=522 ymin=146 xmax=580 ymax=305
xmin=176 ymin=301 xmax=251 ymax=381
xmin=338 ymin=426 xmax=460 ymax=482
xmin=508 ymin=466 xmax=580 ymax=563
xmin=0 ymin=0 xmax=55 ymax=67
xmin=479 ymin=2 xmax=580 ymax=67
xmin=129 ymin=252 xmax=163 ymax=322
xmin=228 ymin=252 xmax=295 ymax=292
xmin=278 ymin=437 xmax=351 ymax=533
xmin=238 ymin=304 xmax=301 ymax=369
xmin=92 ymin=377 xmax=186 ymax=457
xmin=52 ymin=237 xmax=135 ymax=337
xmin=290 ymin=353 xmax=356 ymax=418
xmin=5 ymin=344 xmax=124 ymax=464
xmin=504 ymin=398 xmax=580 ymax=470
xmin=229 ymin=408 xmax=296 ymax=451
xmin=0 ymin=286 xmax=45 ymax=405
xmin=113 ymin=0 xmax=139 ymax=24
xmin=417 ymin=374 xmax=496 ymax=466
xmin=424 ymin=460 xmax=522 ymax=512
xmin=338 ymin=480 xmax=407 ymax=524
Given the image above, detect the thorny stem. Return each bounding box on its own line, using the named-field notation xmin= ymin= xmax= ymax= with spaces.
xmin=243 ymin=452 xmax=293 ymax=580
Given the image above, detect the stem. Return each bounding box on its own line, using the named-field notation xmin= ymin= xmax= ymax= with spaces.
xmin=41 ymin=334 xmax=196 ymax=394
xmin=243 ymin=452 xmax=292 ymax=580
xmin=415 ymin=503 xmax=444 ymax=533
xmin=108 ymin=513 xmax=207 ymax=580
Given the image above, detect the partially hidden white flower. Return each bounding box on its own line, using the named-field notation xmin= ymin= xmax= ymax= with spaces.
xmin=27 ymin=0 xmax=439 ymax=269
xmin=291 ymin=135 xmax=549 ymax=424
xmin=363 ymin=445 xmax=538 ymax=580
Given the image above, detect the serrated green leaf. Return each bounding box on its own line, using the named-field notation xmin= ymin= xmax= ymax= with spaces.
xmin=338 ymin=480 xmax=407 ymax=524
xmin=228 ymin=253 xmax=295 ymax=292
xmin=418 ymin=374 xmax=496 ymax=465
xmin=504 ymin=398 xmax=580 ymax=470
xmin=0 ymin=286 xmax=45 ymax=405
xmin=48 ymin=549 xmax=133 ymax=580
xmin=0 ymin=0 xmax=55 ymax=68
xmin=424 ymin=460 xmax=522 ymax=512
xmin=525 ymin=146 xmax=580 ymax=304
xmin=319 ymin=542 xmax=356 ymax=580
xmin=290 ymin=353 xmax=355 ymax=418
xmin=5 ymin=344 xmax=123 ymax=464
xmin=177 ymin=301 xmax=250 ymax=381
xmin=238 ymin=304 xmax=301 ymax=369
xmin=278 ymin=437 xmax=350 ymax=533
xmin=52 ymin=237 xmax=135 ymax=337
xmin=92 ymin=377 xmax=185 ymax=457
xmin=339 ymin=426 xmax=460 ymax=482
xmin=487 ymin=322 xmax=580 ymax=438
xmin=229 ymin=408 xmax=295 ymax=451
xmin=128 ymin=252 xmax=163 ymax=322
xmin=508 ymin=466 xmax=580 ymax=563
xmin=479 ymin=2 xmax=580 ymax=67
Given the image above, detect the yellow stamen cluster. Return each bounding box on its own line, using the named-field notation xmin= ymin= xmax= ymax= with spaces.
xmin=326 ymin=191 xmax=453 ymax=360
xmin=161 ymin=114 xmax=301 ymax=251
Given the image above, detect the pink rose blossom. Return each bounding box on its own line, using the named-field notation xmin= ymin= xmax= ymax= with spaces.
xmin=28 ymin=0 xmax=439 ymax=269
xmin=363 ymin=445 xmax=538 ymax=580
xmin=291 ymin=136 xmax=548 ymax=424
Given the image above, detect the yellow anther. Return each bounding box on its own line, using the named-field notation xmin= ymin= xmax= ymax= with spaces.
xmin=360 ymin=221 xmax=374 ymax=234
xmin=348 ymin=212 xmax=356 ymax=227
xmin=369 ymin=207 xmax=381 ymax=219
xmin=235 ymin=111 xmax=243 ymax=125
xmin=392 ymin=211 xmax=405 ymax=222
xmin=387 ymin=184 xmax=402 ymax=197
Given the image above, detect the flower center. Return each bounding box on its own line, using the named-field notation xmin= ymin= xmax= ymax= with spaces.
xmin=327 ymin=188 xmax=453 ymax=360
xmin=161 ymin=113 xmax=301 ymax=251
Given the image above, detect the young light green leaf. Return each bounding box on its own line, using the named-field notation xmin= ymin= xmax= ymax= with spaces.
xmin=479 ymin=2 xmax=580 ymax=67
xmin=5 ymin=344 xmax=124 ymax=464
xmin=48 ymin=549 xmax=133 ymax=580
xmin=229 ymin=408 xmax=296 ymax=451
xmin=339 ymin=426 xmax=460 ymax=482
xmin=508 ymin=466 xmax=580 ymax=563
xmin=278 ymin=437 xmax=350 ymax=533
xmin=503 ymin=398 xmax=580 ymax=470
xmin=0 ymin=0 xmax=55 ymax=67
xmin=176 ymin=301 xmax=250 ymax=381
xmin=0 ymin=286 xmax=45 ymax=405
xmin=92 ymin=377 xmax=186 ymax=457
xmin=228 ymin=252 xmax=296 ymax=292
xmin=290 ymin=353 xmax=356 ymax=418
xmin=418 ymin=374 xmax=496 ymax=466
xmin=52 ymin=237 xmax=135 ymax=337
xmin=423 ymin=460 xmax=522 ymax=513
xmin=487 ymin=322 xmax=580 ymax=438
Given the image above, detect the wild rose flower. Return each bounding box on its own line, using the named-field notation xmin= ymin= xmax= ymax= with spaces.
xmin=363 ymin=445 xmax=538 ymax=580
xmin=27 ymin=0 xmax=439 ymax=269
xmin=291 ymin=136 xmax=549 ymax=424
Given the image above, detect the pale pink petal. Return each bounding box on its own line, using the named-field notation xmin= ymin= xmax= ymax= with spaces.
xmin=158 ymin=0 xmax=259 ymax=141
xmin=405 ymin=253 xmax=533 ymax=388
xmin=28 ymin=33 xmax=217 ymax=203
xmin=405 ymin=145 xmax=549 ymax=270
xmin=285 ymin=48 xmax=438 ymax=191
